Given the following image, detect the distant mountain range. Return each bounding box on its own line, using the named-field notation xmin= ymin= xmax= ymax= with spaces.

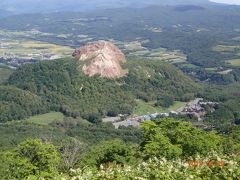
xmin=210 ymin=0 xmax=240 ymax=5
xmin=0 ymin=0 xmax=213 ymax=15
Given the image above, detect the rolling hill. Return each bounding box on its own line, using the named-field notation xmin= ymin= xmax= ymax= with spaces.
xmin=1 ymin=56 xmax=198 ymax=122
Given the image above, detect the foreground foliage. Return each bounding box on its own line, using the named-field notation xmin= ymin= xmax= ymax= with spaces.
xmin=1 ymin=118 xmax=239 ymax=179
xmin=141 ymin=119 xmax=222 ymax=159
xmin=2 ymin=139 xmax=60 ymax=179
xmin=69 ymin=153 xmax=240 ymax=180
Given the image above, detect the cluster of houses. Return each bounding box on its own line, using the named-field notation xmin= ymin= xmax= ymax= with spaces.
xmin=113 ymin=112 xmax=170 ymax=128
xmin=129 ymin=113 xmax=159 ymax=122
xmin=177 ymin=98 xmax=218 ymax=121
xmin=175 ymin=98 xmax=205 ymax=120
xmin=111 ymin=98 xmax=218 ymax=128
xmin=0 ymin=53 xmax=63 ymax=67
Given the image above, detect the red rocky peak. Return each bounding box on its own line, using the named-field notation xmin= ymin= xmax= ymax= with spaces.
xmin=73 ymin=41 xmax=128 ymax=78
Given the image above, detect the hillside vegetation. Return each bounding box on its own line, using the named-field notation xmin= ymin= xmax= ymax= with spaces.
xmin=123 ymin=57 xmax=198 ymax=102
xmin=0 ymin=118 xmax=239 ymax=179
xmin=0 ymin=86 xmax=47 ymax=122
xmin=0 ymin=67 xmax=13 ymax=83
xmin=2 ymin=57 xmax=198 ymax=122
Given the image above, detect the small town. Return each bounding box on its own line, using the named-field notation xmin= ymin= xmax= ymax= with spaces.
xmin=102 ymin=98 xmax=218 ymax=128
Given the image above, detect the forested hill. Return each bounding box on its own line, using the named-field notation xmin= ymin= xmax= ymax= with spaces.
xmin=1 ymin=57 xmax=199 ymax=122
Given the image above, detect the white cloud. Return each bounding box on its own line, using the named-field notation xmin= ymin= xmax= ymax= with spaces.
xmin=210 ymin=0 xmax=240 ymax=5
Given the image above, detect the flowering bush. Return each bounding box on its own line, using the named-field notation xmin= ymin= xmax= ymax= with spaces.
xmin=67 ymin=152 xmax=240 ymax=179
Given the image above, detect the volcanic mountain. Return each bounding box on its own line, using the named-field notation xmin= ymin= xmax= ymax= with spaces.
xmin=72 ymin=40 xmax=128 ymax=78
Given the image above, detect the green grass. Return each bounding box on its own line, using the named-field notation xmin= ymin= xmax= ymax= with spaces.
xmin=213 ymin=45 xmax=240 ymax=52
xmin=180 ymin=63 xmax=199 ymax=69
xmin=0 ymin=67 xmax=14 ymax=83
xmin=0 ymin=39 xmax=73 ymax=61
xmin=205 ymin=67 xmax=218 ymax=72
xmin=122 ymin=41 xmax=186 ymax=63
xmin=228 ymin=59 xmax=240 ymax=67
xmin=26 ymin=112 xmax=64 ymax=125
xmin=133 ymin=100 xmax=186 ymax=116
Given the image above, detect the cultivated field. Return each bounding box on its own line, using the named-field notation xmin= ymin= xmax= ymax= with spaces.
xmin=116 ymin=40 xmax=186 ymax=64
xmin=228 ymin=59 xmax=240 ymax=67
xmin=213 ymin=45 xmax=240 ymax=52
xmin=0 ymin=39 xmax=73 ymax=61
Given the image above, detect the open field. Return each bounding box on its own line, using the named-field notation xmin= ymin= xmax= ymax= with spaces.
xmin=218 ymin=69 xmax=233 ymax=74
xmin=0 ymin=29 xmax=76 ymax=66
xmin=133 ymin=100 xmax=187 ymax=116
xmin=227 ymin=59 xmax=240 ymax=67
xmin=26 ymin=112 xmax=64 ymax=125
xmin=179 ymin=63 xmax=199 ymax=69
xmin=0 ymin=30 xmax=28 ymax=37
xmin=111 ymin=40 xmax=187 ymax=64
xmin=205 ymin=67 xmax=218 ymax=72
xmin=0 ymin=29 xmax=186 ymax=66
xmin=0 ymin=39 xmax=73 ymax=61
xmin=0 ymin=67 xmax=14 ymax=83
xmin=213 ymin=45 xmax=240 ymax=52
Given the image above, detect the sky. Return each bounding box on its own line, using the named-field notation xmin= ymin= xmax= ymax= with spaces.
xmin=210 ymin=0 xmax=240 ymax=4
xmin=0 ymin=0 xmax=240 ymax=15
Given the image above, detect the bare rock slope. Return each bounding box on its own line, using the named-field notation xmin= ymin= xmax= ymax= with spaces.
xmin=73 ymin=41 xmax=128 ymax=78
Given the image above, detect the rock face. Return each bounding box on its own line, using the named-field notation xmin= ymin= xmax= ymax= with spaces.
xmin=73 ymin=41 xmax=128 ymax=78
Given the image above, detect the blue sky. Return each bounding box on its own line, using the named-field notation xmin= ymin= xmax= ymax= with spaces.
xmin=210 ymin=0 xmax=240 ymax=4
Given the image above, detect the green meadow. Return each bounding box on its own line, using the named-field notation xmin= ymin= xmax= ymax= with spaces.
xmin=26 ymin=112 xmax=64 ymax=125
xmin=133 ymin=100 xmax=186 ymax=116
xmin=228 ymin=59 xmax=240 ymax=67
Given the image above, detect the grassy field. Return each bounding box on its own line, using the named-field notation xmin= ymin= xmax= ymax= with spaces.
xmin=228 ymin=59 xmax=240 ymax=67
xmin=0 ymin=67 xmax=14 ymax=83
xmin=133 ymin=100 xmax=186 ymax=116
xmin=26 ymin=112 xmax=64 ymax=125
xmin=179 ymin=63 xmax=199 ymax=69
xmin=213 ymin=45 xmax=240 ymax=52
xmin=112 ymin=40 xmax=186 ymax=64
xmin=205 ymin=67 xmax=218 ymax=72
xmin=0 ymin=39 xmax=73 ymax=61
xmin=218 ymin=69 xmax=233 ymax=75
xmin=22 ymin=41 xmax=73 ymax=54
xmin=0 ymin=30 xmax=28 ymax=37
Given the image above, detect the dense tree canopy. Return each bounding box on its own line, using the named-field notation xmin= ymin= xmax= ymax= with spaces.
xmin=141 ymin=119 xmax=222 ymax=159
xmin=0 ymin=86 xmax=47 ymax=122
